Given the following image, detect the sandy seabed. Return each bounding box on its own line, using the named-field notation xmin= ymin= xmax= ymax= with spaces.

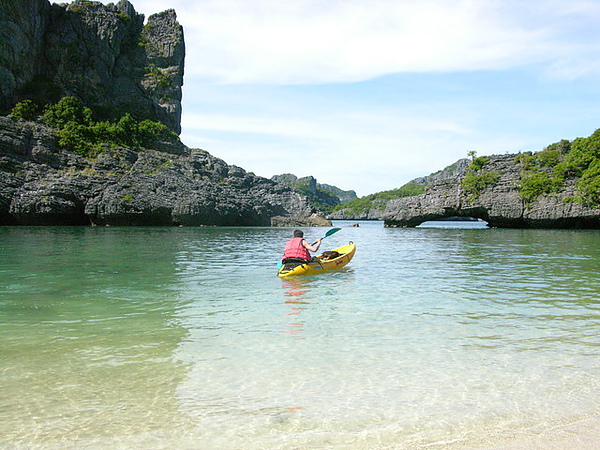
xmin=430 ymin=415 xmax=600 ymax=450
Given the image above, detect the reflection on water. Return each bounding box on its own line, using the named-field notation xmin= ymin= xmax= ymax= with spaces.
xmin=281 ymin=278 xmax=312 ymax=337
xmin=281 ymin=277 xmax=312 ymax=300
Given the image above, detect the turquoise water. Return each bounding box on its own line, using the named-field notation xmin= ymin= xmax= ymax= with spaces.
xmin=1 ymin=221 xmax=599 ymax=449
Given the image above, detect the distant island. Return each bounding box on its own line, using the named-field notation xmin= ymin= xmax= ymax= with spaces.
xmin=1 ymin=0 xmax=598 ymax=228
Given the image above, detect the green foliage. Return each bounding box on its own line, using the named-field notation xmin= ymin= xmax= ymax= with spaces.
xmin=295 ymin=183 xmax=340 ymax=214
xmin=515 ymin=130 xmax=600 ymax=206
xmin=40 ymin=96 xmax=177 ymax=157
xmin=518 ymin=172 xmax=562 ymax=204
xmin=462 ymin=171 xmax=500 ymax=200
xmin=43 ymin=96 xmax=93 ymax=129
xmin=576 ymin=159 xmax=600 ymax=206
xmin=469 ymin=156 xmax=489 ymax=171
xmin=554 ymin=131 xmax=600 ymax=179
xmin=537 ymin=147 xmax=563 ymax=167
xmin=144 ymin=64 xmax=173 ymax=90
xmin=56 ymin=122 xmax=94 ymax=156
xmin=333 ymin=183 xmax=426 ymax=215
xmin=335 ymin=197 xmax=379 ymax=216
xmin=516 ymin=143 xmax=568 ymax=171
xmin=461 ymin=156 xmax=500 ymax=200
xmin=10 ymin=99 xmax=40 ymax=121
xmin=369 ymin=183 xmax=426 ymax=200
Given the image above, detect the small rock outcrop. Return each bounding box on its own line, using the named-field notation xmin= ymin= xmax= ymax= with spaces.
xmin=328 ymin=207 xmax=385 ymax=221
xmin=0 ymin=0 xmax=184 ymax=133
xmin=383 ymin=154 xmax=600 ymax=228
xmin=271 ymin=215 xmax=332 ymax=227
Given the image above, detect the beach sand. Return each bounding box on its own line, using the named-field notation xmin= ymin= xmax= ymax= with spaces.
xmin=432 ymin=415 xmax=600 ymax=450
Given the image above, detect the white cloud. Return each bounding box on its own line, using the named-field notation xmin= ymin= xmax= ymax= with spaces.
xmin=116 ymin=0 xmax=598 ymax=84
xmin=180 ymin=105 xmax=504 ymax=196
xmin=100 ymin=0 xmax=600 ymax=84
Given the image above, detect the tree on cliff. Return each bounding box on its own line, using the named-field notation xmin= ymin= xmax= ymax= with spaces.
xmin=12 ymin=97 xmax=177 ymax=157
xmin=516 ymin=129 xmax=600 ymax=207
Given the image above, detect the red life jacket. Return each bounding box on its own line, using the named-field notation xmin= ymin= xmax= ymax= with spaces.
xmin=282 ymin=237 xmax=311 ymax=261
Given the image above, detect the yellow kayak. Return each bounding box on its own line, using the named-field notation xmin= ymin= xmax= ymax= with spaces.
xmin=277 ymin=243 xmax=356 ymax=277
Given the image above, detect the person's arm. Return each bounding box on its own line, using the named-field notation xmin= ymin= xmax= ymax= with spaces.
xmin=302 ymin=238 xmax=322 ymax=252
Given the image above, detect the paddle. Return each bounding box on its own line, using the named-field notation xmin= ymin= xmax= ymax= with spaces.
xmin=311 ymin=227 xmax=341 ymax=246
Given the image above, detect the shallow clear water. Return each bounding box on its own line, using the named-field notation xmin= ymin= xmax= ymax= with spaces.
xmin=1 ymin=222 xmax=599 ymax=449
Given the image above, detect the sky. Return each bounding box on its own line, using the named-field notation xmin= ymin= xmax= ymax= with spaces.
xmin=101 ymin=0 xmax=600 ymax=196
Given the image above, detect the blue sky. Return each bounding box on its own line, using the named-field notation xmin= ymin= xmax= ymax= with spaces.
xmin=102 ymin=0 xmax=600 ymax=196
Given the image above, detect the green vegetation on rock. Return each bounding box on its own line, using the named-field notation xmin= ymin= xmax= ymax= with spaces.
xmin=577 ymin=159 xmax=600 ymax=206
xmin=333 ymin=183 xmax=426 ymax=215
xmin=515 ymin=129 xmax=600 ymax=206
xmin=144 ymin=64 xmax=175 ymax=90
xmin=12 ymin=97 xmax=178 ymax=158
xmin=461 ymin=156 xmax=500 ymax=200
xmin=294 ymin=180 xmax=340 ymax=215
xmin=10 ymin=99 xmax=40 ymax=121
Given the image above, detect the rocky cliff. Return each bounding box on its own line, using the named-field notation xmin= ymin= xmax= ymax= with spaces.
xmin=383 ymin=153 xmax=600 ymax=228
xmin=0 ymin=116 xmax=315 ymax=226
xmin=0 ymin=0 xmax=184 ymax=134
xmin=272 ymin=173 xmax=357 ymax=203
xmin=0 ymin=1 xmax=328 ymax=227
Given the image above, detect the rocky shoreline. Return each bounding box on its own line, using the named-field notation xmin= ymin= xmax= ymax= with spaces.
xmin=0 ymin=116 xmax=321 ymax=226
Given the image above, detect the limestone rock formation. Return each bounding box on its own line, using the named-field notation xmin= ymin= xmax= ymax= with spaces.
xmin=383 ymin=154 xmax=600 ymax=228
xmin=272 ymin=173 xmax=357 ymax=202
xmin=0 ymin=116 xmax=316 ymax=226
xmin=0 ymin=0 xmax=184 ymax=133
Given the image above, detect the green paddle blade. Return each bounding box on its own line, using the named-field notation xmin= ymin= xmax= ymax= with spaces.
xmin=324 ymin=228 xmax=341 ymax=238
xmin=311 ymin=228 xmax=341 ymax=246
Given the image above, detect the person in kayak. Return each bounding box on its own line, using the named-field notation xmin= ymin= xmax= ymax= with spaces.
xmin=282 ymin=229 xmax=322 ymax=263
